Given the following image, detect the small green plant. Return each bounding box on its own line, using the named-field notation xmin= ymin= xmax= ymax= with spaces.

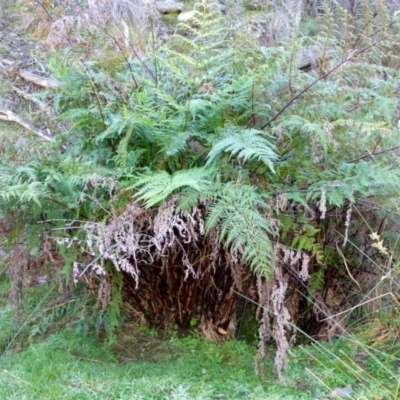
xmin=190 ymin=317 xmax=198 ymax=328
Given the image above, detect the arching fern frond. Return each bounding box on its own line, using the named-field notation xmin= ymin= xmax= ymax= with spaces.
xmin=131 ymin=168 xmax=213 ymax=208
xmin=0 ymin=180 xmax=47 ymax=206
xmin=206 ymin=183 xmax=273 ymax=277
xmin=207 ymin=126 xmax=277 ymax=171
xmin=0 ymin=165 xmax=48 ymax=206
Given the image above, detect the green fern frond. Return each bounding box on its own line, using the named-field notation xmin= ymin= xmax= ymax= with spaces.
xmin=291 ymin=224 xmax=323 ymax=261
xmin=176 ymin=175 xmax=223 ymax=213
xmin=307 ymin=160 xmax=400 ymax=208
xmin=14 ymin=162 xmax=42 ymax=181
xmin=206 ymin=183 xmax=273 ymax=277
xmin=0 ymin=180 xmax=47 ymax=206
xmin=207 ymin=126 xmax=277 ymax=171
xmin=59 ymin=107 xmax=94 ymax=122
xmin=131 ymin=168 xmax=213 ymax=208
xmin=187 ymin=99 xmax=217 ymax=121
xmin=161 ymin=131 xmax=191 ymax=157
xmin=114 ymin=120 xmax=134 ymax=167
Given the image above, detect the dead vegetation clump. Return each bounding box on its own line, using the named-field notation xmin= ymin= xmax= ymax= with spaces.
xmin=21 ymin=0 xmax=155 ymax=54
xmin=72 ymin=199 xmax=252 ymax=340
xmin=48 ymin=192 xmax=398 ymax=379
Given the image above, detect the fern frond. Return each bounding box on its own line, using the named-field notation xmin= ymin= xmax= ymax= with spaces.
xmin=308 ymin=161 xmax=400 ymax=208
xmin=131 ymin=168 xmax=213 ymax=208
xmin=206 ymin=183 xmax=273 ymax=277
xmin=207 ymin=126 xmax=277 ymax=171
xmin=0 ymin=164 xmax=48 ymax=206
xmin=0 ymin=180 xmax=47 ymax=206
xmin=160 ymin=131 xmax=191 ymax=157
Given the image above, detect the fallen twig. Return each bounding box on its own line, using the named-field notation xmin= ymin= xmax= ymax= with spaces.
xmin=0 ymin=109 xmax=54 ymax=142
xmin=18 ymin=69 xmax=62 ymax=89
xmin=12 ymin=86 xmax=55 ymax=117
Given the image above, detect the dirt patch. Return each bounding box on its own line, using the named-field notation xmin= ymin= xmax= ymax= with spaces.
xmin=113 ymin=329 xmax=182 ymax=363
xmin=111 ymin=321 xmax=193 ymax=364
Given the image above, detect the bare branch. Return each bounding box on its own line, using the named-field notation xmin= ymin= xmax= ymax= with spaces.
xmin=346 ymin=145 xmax=400 ymax=163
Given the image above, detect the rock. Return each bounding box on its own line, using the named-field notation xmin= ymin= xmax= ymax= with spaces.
xmin=156 ymin=24 xmax=169 ymax=42
xmin=177 ymin=11 xmax=195 ymax=22
xmin=297 ymin=46 xmax=321 ymax=71
xmin=155 ymin=0 xmax=183 ymax=14
xmin=244 ymin=2 xmax=263 ymax=11
xmin=329 ymin=385 xmax=353 ymax=399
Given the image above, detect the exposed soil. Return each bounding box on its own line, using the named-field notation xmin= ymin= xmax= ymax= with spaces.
xmin=112 ymin=322 xmax=184 ymax=363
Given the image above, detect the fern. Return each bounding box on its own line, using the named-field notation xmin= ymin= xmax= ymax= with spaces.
xmin=3 ymin=0 xmax=400 ymax=371
xmin=130 ymin=168 xmax=214 ymax=208
xmin=206 ymin=183 xmax=274 ymax=276
xmin=291 ymin=224 xmax=324 ymax=262
xmin=207 ymin=126 xmax=277 ymax=171
xmin=0 ymin=179 xmax=47 ymax=206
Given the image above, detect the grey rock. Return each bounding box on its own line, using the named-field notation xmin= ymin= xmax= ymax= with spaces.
xmin=297 ymin=46 xmax=321 ymax=71
xmin=244 ymin=2 xmax=263 ymax=11
xmin=329 ymin=384 xmax=353 ymax=398
xmin=155 ymin=0 xmax=183 ymax=14
xmin=177 ymin=11 xmax=195 ymax=22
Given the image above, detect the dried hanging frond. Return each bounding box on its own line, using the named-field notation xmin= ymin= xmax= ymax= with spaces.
xmin=343 ymin=203 xmax=352 ymax=246
xmin=318 ymin=188 xmax=327 ymax=220
xmin=271 ymin=279 xmax=291 ymax=381
xmin=8 ymin=244 xmax=29 ymax=315
xmin=270 ymin=248 xmax=293 ymax=382
xmin=254 ymin=274 xmax=271 ymax=375
xmin=70 ymin=203 xmax=152 ymax=288
xmin=152 ymin=196 xmax=204 ymax=279
xmin=98 ymin=278 xmax=112 ymax=312
xmin=74 ymin=198 xmax=207 ymax=285
xmin=277 ymin=243 xmax=310 ymax=282
xmin=255 ymin=242 xmax=312 ymax=380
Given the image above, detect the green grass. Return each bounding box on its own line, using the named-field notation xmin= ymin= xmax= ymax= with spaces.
xmin=0 ymin=278 xmax=310 ymax=399
xmin=0 ymin=278 xmax=400 ymax=399
xmin=0 ymin=326 xmax=314 ymax=400
xmin=1 ymin=326 xmax=397 ymax=400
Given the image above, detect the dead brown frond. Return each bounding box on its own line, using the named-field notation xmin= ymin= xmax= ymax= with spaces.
xmin=254 ymin=243 xmax=311 ymax=381
xmin=88 ymin=0 xmax=150 ymax=27
xmin=3 ymin=218 xmax=64 ymax=316
xmin=87 ymin=0 xmax=154 ymax=54
xmin=8 ymin=244 xmax=28 ymax=315
xmin=16 ymin=3 xmax=57 ymax=39
xmin=254 ymin=274 xmax=271 ymax=375
xmin=71 ymin=200 xmax=251 ymax=339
